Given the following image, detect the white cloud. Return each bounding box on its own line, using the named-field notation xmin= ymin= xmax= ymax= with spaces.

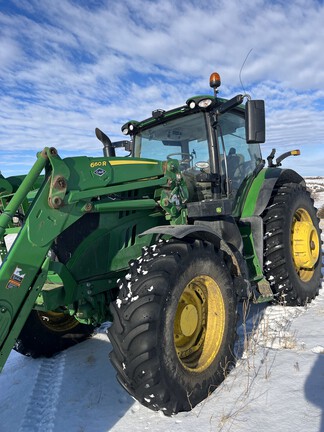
xmin=0 ymin=0 xmax=323 ymax=177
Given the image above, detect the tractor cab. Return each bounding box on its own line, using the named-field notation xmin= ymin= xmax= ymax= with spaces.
xmin=122 ymin=73 xmax=265 ymax=209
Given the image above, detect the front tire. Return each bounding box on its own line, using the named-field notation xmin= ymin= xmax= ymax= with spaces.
xmin=263 ymin=183 xmax=322 ymax=305
xmin=108 ymin=239 xmax=237 ymax=415
xmin=14 ymin=310 xmax=93 ymax=358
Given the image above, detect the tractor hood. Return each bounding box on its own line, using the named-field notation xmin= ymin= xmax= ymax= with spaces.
xmin=62 ymin=156 xmax=165 ymax=193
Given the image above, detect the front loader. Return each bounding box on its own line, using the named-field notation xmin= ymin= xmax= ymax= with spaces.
xmin=0 ymin=73 xmax=322 ymax=415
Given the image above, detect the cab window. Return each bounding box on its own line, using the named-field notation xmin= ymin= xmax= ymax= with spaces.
xmin=218 ymin=112 xmax=262 ymax=193
xmin=134 ymin=112 xmax=208 ymax=169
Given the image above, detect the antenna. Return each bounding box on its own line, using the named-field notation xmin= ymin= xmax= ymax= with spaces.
xmin=239 ymin=48 xmax=253 ymax=95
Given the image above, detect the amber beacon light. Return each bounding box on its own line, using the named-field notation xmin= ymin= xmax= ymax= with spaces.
xmin=209 ymin=72 xmax=221 ymax=90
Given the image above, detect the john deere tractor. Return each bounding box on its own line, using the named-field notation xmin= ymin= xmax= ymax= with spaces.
xmin=0 ymin=73 xmax=322 ymax=415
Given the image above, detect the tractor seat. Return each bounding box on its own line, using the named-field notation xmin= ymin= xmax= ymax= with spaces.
xmin=225 ymin=148 xmax=244 ymax=179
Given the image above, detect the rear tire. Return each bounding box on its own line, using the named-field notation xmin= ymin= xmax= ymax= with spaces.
xmin=14 ymin=310 xmax=93 ymax=358
xmin=108 ymin=239 xmax=237 ymax=415
xmin=263 ymin=183 xmax=322 ymax=305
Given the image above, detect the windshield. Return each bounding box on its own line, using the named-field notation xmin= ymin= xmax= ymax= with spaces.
xmin=134 ymin=112 xmax=208 ymax=169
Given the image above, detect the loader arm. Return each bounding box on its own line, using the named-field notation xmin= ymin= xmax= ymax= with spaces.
xmin=0 ymin=148 xmax=85 ymax=371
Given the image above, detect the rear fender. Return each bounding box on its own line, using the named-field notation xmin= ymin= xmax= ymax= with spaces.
xmin=243 ymin=168 xmax=305 ymax=218
xmin=240 ymin=167 xmax=305 ymax=281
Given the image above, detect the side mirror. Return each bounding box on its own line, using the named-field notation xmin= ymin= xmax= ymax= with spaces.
xmin=112 ymin=140 xmax=132 ymax=152
xmin=245 ymin=100 xmax=266 ymax=143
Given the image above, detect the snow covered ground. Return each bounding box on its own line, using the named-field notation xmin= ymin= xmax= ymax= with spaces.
xmin=0 ymin=179 xmax=323 ymax=432
xmin=307 ymin=177 xmax=324 ymax=233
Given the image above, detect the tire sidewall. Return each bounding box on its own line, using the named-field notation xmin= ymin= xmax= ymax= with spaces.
xmin=158 ymin=247 xmax=236 ymax=407
xmin=277 ymin=187 xmax=322 ymax=296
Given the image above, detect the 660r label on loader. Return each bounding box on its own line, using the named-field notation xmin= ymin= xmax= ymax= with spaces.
xmin=6 ymin=267 xmax=26 ymax=289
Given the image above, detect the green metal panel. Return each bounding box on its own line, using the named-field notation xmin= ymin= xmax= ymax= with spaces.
xmin=239 ymin=220 xmax=263 ymax=281
xmin=240 ymin=169 xmax=267 ymax=218
xmin=63 ymin=156 xmax=164 ymax=192
xmin=238 ymin=168 xmax=272 ymax=282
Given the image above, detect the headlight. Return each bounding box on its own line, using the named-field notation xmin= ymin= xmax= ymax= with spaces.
xmin=198 ymin=98 xmax=213 ymax=108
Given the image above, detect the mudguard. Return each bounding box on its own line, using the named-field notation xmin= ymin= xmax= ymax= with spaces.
xmin=140 ymin=224 xmax=251 ymax=299
xmin=239 ymin=167 xmax=305 ymax=282
xmin=243 ymin=167 xmax=305 ymax=218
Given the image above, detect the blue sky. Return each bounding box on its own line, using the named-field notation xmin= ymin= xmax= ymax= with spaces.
xmin=0 ymin=0 xmax=324 ymax=177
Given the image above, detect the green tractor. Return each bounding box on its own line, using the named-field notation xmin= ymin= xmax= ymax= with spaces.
xmin=0 ymin=73 xmax=322 ymax=415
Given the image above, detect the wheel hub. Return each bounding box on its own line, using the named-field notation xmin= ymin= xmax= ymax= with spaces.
xmin=292 ymin=214 xmax=320 ymax=269
xmin=179 ymin=304 xmax=199 ymax=337
xmin=37 ymin=311 xmax=79 ymax=332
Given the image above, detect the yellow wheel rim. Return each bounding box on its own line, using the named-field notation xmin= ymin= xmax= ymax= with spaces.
xmin=291 ymin=208 xmax=320 ymax=282
xmin=174 ymin=275 xmax=225 ymax=373
xmin=37 ymin=311 xmax=79 ymax=332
